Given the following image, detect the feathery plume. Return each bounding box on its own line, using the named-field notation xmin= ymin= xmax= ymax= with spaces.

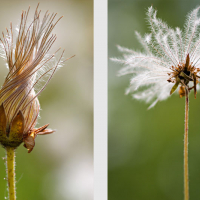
xmin=112 ymin=6 xmax=200 ymax=109
xmin=0 ymin=4 xmax=66 ymax=153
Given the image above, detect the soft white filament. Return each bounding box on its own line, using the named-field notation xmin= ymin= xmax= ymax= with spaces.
xmin=111 ymin=6 xmax=200 ymax=108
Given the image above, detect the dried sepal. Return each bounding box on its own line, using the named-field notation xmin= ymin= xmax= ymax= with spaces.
xmin=8 ymin=111 xmax=24 ymax=145
xmin=185 ymin=54 xmax=190 ymax=69
xmin=34 ymin=124 xmax=55 ymax=135
xmin=179 ymin=86 xmax=186 ymax=98
xmin=0 ymin=103 xmax=7 ymax=141
xmin=0 ymin=108 xmax=24 ymax=148
xmin=23 ymin=131 xmax=36 ymax=153
xmin=37 ymin=129 xmax=54 ymax=135
xmin=23 ymin=124 xmax=54 ymax=153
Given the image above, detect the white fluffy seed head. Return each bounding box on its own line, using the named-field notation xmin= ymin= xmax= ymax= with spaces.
xmin=111 ymin=6 xmax=200 ymax=108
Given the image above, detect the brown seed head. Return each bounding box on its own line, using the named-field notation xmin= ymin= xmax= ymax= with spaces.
xmin=0 ymin=4 xmax=65 ymax=152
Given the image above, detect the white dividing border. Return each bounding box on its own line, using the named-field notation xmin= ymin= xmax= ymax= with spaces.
xmin=94 ymin=0 xmax=107 ymax=199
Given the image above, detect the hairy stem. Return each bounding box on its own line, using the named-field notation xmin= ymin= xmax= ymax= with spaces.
xmin=6 ymin=147 xmax=16 ymax=200
xmin=184 ymin=87 xmax=189 ymax=200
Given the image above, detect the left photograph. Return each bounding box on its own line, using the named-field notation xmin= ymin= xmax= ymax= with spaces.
xmin=0 ymin=1 xmax=93 ymax=200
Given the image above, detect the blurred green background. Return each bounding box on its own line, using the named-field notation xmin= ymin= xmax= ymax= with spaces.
xmin=109 ymin=0 xmax=200 ymax=200
xmin=0 ymin=0 xmax=93 ymax=200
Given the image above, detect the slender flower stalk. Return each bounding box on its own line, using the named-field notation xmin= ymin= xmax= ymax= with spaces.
xmin=184 ymin=87 xmax=189 ymax=200
xmin=112 ymin=6 xmax=200 ymax=199
xmin=0 ymin=4 xmax=73 ymax=199
xmin=6 ymin=147 xmax=16 ymax=200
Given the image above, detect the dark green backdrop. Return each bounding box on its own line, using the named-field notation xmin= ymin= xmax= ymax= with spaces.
xmin=109 ymin=1 xmax=200 ymax=200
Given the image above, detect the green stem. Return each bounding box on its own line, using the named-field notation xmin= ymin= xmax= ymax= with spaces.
xmin=184 ymin=87 xmax=189 ymax=200
xmin=6 ymin=147 xmax=16 ymax=200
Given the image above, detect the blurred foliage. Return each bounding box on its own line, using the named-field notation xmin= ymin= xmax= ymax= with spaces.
xmin=109 ymin=0 xmax=200 ymax=200
xmin=0 ymin=0 xmax=93 ymax=200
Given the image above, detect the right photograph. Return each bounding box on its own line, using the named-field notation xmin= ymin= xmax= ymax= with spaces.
xmin=109 ymin=1 xmax=200 ymax=200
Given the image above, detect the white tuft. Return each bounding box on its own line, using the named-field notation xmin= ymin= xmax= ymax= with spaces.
xmin=112 ymin=6 xmax=200 ymax=108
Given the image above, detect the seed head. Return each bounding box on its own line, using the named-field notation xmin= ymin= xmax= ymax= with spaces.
xmin=112 ymin=6 xmax=200 ymax=108
xmin=0 ymin=4 xmax=66 ymax=152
